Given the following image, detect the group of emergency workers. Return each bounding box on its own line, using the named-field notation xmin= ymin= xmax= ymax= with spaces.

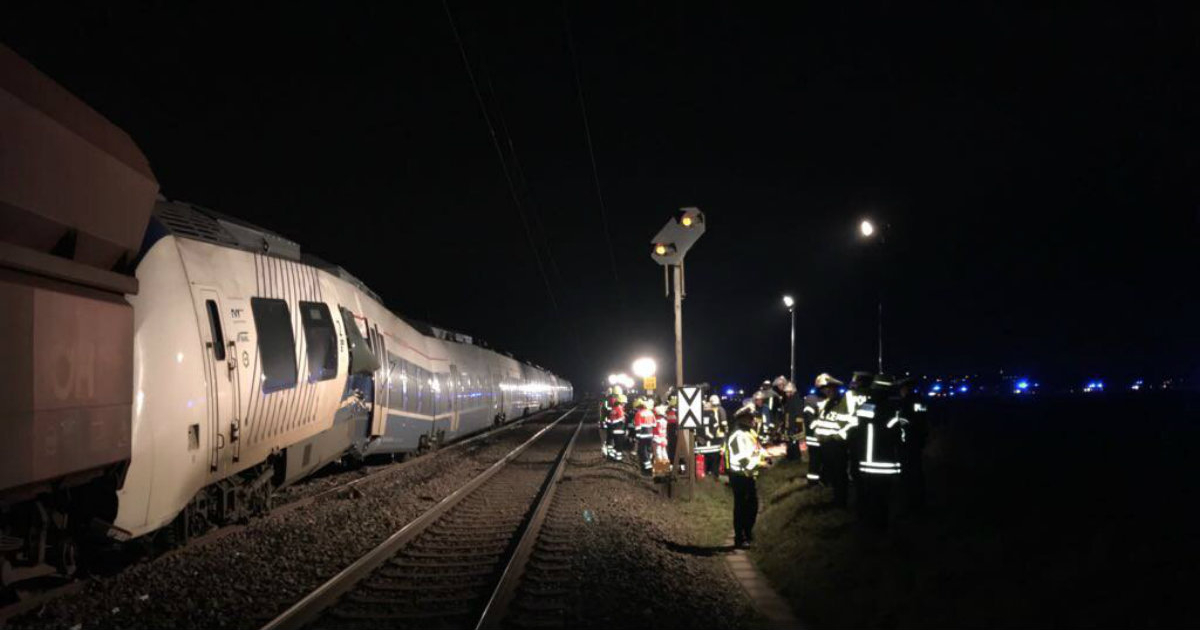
xmin=600 ymin=385 xmax=732 ymax=477
xmin=599 ymin=368 xmax=927 ymax=546
xmin=600 ymin=386 xmax=680 ymax=475
xmin=717 ymin=370 xmax=930 ymax=543
xmin=802 ymin=371 xmax=928 ymax=525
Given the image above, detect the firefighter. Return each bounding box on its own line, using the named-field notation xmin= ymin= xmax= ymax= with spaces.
xmin=665 ymin=394 xmax=680 ymax=468
xmin=853 ymin=375 xmax=906 ymax=527
xmin=724 ymin=405 xmax=764 ymax=548
xmin=896 ymin=377 xmax=928 ymax=510
xmin=603 ymin=387 xmax=627 ymax=461
xmin=751 ymin=390 xmax=769 ymax=436
xmin=807 ymin=374 xmax=842 ymax=486
xmin=781 ymin=381 xmax=803 ymax=460
xmin=653 ymin=403 xmax=670 ymax=475
xmin=811 ymin=373 xmax=855 ymax=507
xmin=697 ymin=395 xmax=723 ymax=477
xmin=632 ymin=397 xmax=656 ymax=475
xmin=769 ymin=376 xmax=788 ymax=442
xmin=801 ymin=383 xmax=824 ymax=484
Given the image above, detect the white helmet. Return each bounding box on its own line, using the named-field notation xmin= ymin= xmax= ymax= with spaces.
xmin=814 ymin=373 xmax=843 ymax=388
xmin=708 ymin=395 xmax=721 ymax=406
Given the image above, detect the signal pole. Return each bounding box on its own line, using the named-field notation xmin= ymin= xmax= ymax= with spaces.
xmin=651 ymin=209 xmax=705 ymax=501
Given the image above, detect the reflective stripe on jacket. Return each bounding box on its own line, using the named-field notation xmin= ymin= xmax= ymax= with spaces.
xmin=723 ymin=429 xmax=763 ymax=475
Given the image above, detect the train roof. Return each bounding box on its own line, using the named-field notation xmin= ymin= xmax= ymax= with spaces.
xmin=150 ymin=200 xmax=565 ymax=382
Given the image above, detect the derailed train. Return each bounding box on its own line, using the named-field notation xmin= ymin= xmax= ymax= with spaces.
xmin=120 ymin=202 xmax=572 ymax=541
xmin=0 ymin=45 xmax=570 ymax=586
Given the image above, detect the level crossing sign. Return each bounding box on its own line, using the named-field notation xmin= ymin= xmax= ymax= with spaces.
xmin=677 ymin=386 xmax=702 ymax=429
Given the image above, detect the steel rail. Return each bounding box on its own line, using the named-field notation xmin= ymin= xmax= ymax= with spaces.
xmin=258 ymin=405 xmax=580 ymax=630
xmin=475 ymin=407 xmax=585 ymax=629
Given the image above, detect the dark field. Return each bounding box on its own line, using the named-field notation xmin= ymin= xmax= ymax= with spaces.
xmin=749 ymin=391 xmax=1200 ymax=628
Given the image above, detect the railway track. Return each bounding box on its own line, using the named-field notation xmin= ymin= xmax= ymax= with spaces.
xmin=260 ymin=406 xmax=585 ymax=630
xmin=0 ymin=407 xmax=566 ymax=627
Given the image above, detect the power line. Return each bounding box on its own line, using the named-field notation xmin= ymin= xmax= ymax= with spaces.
xmin=442 ymin=0 xmax=559 ymax=313
xmin=563 ymin=0 xmax=623 ymax=294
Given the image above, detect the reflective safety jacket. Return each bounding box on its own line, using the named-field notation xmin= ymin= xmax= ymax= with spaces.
xmin=605 ymin=402 xmax=626 ymax=434
xmin=723 ymin=428 xmax=763 ymax=476
xmin=854 ymin=398 xmax=906 ymax=476
xmin=801 ymin=395 xmax=821 ymax=446
xmin=633 ymin=408 xmax=656 ymax=438
xmin=696 ymin=408 xmax=722 ymax=454
xmin=810 ymin=394 xmax=856 ymax=442
xmin=653 ymin=414 xmax=668 ymax=445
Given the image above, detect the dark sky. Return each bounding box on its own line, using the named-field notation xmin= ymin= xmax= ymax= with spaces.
xmin=5 ymin=3 xmax=1198 ymax=391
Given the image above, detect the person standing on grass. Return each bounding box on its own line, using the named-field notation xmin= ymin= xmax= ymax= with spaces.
xmin=724 ymin=404 xmax=764 ymax=548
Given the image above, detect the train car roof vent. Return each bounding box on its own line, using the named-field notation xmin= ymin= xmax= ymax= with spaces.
xmin=217 ymin=218 xmax=301 ymax=261
xmin=154 ymin=202 xmax=239 ymax=247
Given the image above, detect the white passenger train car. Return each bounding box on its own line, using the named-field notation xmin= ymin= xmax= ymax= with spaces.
xmin=117 ymin=201 xmax=571 ymax=539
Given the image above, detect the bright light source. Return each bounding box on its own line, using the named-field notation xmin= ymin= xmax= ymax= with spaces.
xmin=607 ymin=374 xmax=618 ymax=385
xmin=1016 ymin=380 xmax=1030 ymax=390
xmin=958 ymin=384 xmax=968 ymax=393
xmin=782 ymin=295 xmax=794 ymax=309
xmin=681 ymin=215 xmax=693 ymax=227
xmin=860 ymin=219 xmax=875 ymax=237
xmin=632 ymin=357 xmax=657 ymax=379
xmin=654 ymin=243 xmax=667 ymax=255
xmin=725 ymin=387 xmax=735 ymax=396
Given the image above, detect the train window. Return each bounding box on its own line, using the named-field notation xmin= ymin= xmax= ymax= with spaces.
xmin=205 ymin=300 xmax=226 ymax=361
xmin=250 ymin=297 xmax=297 ymax=394
xmin=339 ymin=307 xmax=380 ymax=375
xmin=299 ymin=301 xmax=337 ymax=382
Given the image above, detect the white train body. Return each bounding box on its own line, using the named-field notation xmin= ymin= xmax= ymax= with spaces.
xmin=116 ymin=201 xmax=571 ymax=538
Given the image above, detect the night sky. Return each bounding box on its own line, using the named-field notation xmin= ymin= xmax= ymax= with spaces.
xmin=4 ymin=3 xmax=1197 ymax=391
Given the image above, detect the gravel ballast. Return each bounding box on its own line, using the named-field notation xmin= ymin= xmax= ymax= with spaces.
xmin=11 ymin=412 xmax=564 ymax=630
xmin=506 ymin=423 xmax=760 ymax=629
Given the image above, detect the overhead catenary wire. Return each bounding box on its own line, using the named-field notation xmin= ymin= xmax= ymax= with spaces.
xmin=563 ymin=0 xmax=623 ymax=296
xmin=442 ymin=0 xmax=559 ymax=313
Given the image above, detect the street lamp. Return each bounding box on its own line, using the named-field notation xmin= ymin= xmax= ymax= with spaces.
xmin=782 ymin=295 xmax=795 ymax=383
xmin=632 ymin=357 xmax=657 ymax=379
xmin=857 ymin=218 xmax=885 ymax=374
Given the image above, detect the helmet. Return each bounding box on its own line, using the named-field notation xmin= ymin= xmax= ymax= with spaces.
xmin=773 ymin=376 xmax=788 ymax=389
xmin=634 ymin=397 xmax=648 ymax=408
xmin=814 ymin=373 xmax=843 ymax=388
xmin=733 ymin=404 xmax=757 ymax=426
xmin=752 ymin=390 xmax=766 ymax=402
xmin=708 ymin=395 xmax=721 ymax=406
xmin=783 ymin=382 xmax=797 ymax=394
xmin=850 ymin=371 xmax=875 ymax=389
xmin=613 ymin=385 xmax=623 ymax=396
xmin=617 ymin=394 xmax=627 ymax=403
xmin=761 ymin=380 xmax=771 ymax=388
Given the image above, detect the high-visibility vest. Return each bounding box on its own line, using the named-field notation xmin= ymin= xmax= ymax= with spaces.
xmin=633 ymin=409 xmax=656 ymax=436
xmin=723 ymin=429 xmax=763 ymax=475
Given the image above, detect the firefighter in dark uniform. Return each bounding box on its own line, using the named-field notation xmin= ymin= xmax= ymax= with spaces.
xmin=782 ymin=381 xmax=804 ymax=460
xmin=811 ymin=373 xmax=855 ymax=506
xmin=852 ymin=374 xmax=906 ymax=527
xmin=802 ymin=375 xmax=834 ymax=484
xmin=896 ymin=376 xmax=928 ymax=510
xmin=723 ymin=404 xmax=764 ymax=548
xmin=603 ymin=387 xmax=627 ymax=461
xmin=697 ymin=395 xmax=723 ymax=477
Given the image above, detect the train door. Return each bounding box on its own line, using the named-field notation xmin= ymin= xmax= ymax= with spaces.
xmin=194 ymin=287 xmax=236 ymax=473
xmin=366 ymin=323 xmax=390 ymax=437
xmin=449 ymin=364 xmax=461 ymax=432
